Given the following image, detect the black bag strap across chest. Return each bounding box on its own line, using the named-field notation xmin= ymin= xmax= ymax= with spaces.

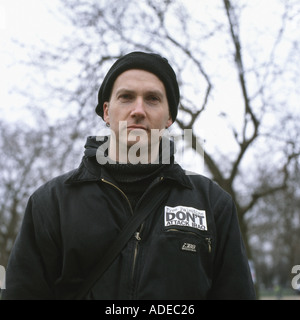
xmin=73 ymin=179 xmax=170 ymax=300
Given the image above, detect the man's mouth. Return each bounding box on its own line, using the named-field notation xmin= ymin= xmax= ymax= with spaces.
xmin=127 ymin=125 xmax=148 ymax=131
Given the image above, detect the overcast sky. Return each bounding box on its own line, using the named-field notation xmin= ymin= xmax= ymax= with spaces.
xmin=0 ymin=0 xmax=67 ymax=122
xmin=1 ymin=0 xmax=298 ymax=136
xmin=0 ymin=0 xmax=285 ymax=123
xmin=1 ymin=0 xmax=299 ymax=177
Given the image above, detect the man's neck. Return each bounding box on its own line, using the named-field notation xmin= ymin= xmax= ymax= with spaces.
xmin=108 ymin=141 xmax=160 ymax=164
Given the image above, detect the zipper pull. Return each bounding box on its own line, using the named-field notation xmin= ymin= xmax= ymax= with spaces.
xmin=135 ymin=232 xmax=141 ymax=241
xmin=206 ymin=238 xmax=212 ymax=253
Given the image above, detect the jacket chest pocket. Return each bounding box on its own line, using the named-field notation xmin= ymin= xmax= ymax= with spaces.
xmin=165 ymin=228 xmax=212 ymax=254
xmin=164 ymin=227 xmax=214 ymax=278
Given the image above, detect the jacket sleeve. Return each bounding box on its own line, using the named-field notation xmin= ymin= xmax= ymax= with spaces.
xmin=2 ymin=193 xmax=60 ymax=300
xmin=207 ymin=195 xmax=256 ymax=300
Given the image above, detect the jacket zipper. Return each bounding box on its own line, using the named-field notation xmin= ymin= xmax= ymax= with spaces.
xmin=166 ymin=228 xmax=212 ymax=253
xmin=131 ymin=228 xmax=143 ymax=282
xmin=206 ymin=237 xmax=212 ymax=253
xmin=130 ymin=176 xmax=165 ymax=296
xmin=102 ymin=176 xmax=165 ymax=297
xmin=101 ymin=178 xmax=133 ymax=214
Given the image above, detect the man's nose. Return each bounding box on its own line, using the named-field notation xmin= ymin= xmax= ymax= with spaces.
xmin=130 ymin=97 xmax=146 ymax=118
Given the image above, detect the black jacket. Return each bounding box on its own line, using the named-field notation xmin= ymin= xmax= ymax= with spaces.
xmin=3 ymin=136 xmax=256 ymax=300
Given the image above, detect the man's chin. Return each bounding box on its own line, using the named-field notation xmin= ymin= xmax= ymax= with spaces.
xmin=126 ymin=138 xmax=149 ymax=149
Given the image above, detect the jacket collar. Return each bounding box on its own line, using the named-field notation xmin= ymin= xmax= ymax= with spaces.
xmin=65 ymin=136 xmax=193 ymax=189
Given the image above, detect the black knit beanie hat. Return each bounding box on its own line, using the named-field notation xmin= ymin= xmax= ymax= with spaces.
xmin=95 ymin=51 xmax=180 ymax=122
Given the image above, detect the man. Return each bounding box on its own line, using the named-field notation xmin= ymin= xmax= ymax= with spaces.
xmin=2 ymin=52 xmax=256 ymax=300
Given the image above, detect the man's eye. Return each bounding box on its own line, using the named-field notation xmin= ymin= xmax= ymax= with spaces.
xmin=120 ymin=94 xmax=132 ymax=100
xmin=147 ymin=95 xmax=159 ymax=102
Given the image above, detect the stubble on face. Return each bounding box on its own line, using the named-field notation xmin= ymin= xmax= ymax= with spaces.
xmin=103 ymin=69 xmax=172 ymax=163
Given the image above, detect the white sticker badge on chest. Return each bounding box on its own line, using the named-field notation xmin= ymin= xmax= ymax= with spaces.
xmin=164 ymin=206 xmax=207 ymax=231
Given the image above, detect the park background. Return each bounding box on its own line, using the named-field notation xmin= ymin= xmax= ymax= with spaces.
xmin=1 ymin=0 xmax=300 ymax=299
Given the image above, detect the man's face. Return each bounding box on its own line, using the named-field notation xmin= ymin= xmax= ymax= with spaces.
xmin=103 ymin=69 xmax=172 ymax=160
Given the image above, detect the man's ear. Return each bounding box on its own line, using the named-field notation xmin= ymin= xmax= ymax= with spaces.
xmin=103 ymin=102 xmax=109 ymax=123
xmin=166 ymin=115 xmax=173 ymax=128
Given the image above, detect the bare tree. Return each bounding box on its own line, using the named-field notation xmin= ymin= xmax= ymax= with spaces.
xmin=0 ymin=118 xmax=83 ymax=267
xmin=3 ymin=0 xmax=300 ymax=288
xmin=248 ymin=160 xmax=300 ymax=288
